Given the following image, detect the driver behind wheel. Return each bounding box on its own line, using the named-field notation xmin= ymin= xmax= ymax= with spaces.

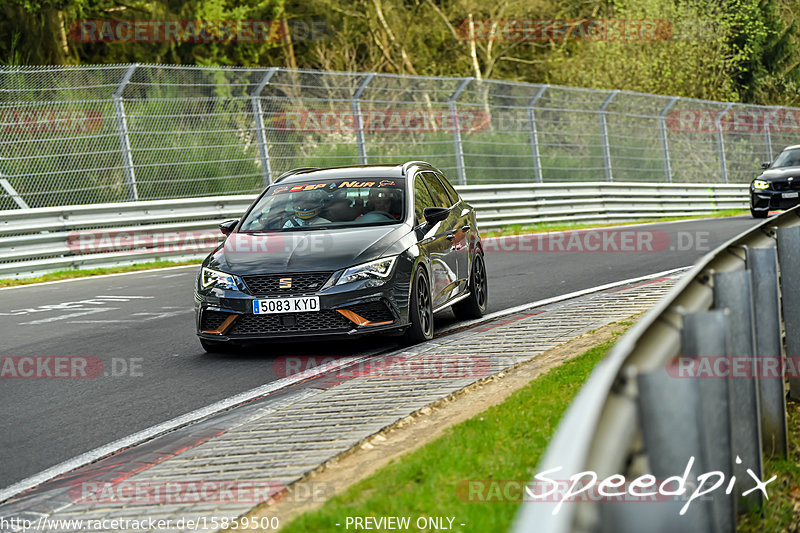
xmin=283 ymin=190 xmax=331 ymax=228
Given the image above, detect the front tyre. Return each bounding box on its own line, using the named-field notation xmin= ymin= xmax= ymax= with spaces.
xmin=453 ymin=253 xmax=488 ymax=320
xmin=404 ymin=269 xmax=434 ymax=344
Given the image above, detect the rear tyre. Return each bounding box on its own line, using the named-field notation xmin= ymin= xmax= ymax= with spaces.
xmin=453 ymin=253 xmax=488 ymax=320
xmin=404 ymin=269 xmax=434 ymax=344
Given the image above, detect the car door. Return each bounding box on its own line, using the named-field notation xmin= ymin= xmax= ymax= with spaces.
xmin=414 ymin=174 xmax=458 ymax=308
xmin=417 ymin=172 xmax=461 ymax=308
xmin=427 ymin=171 xmax=471 ymax=288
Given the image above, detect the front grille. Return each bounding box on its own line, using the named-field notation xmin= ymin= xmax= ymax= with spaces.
xmin=242 ymin=272 xmax=333 ymax=296
xmin=201 ymin=310 xmax=232 ymax=331
xmin=229 ymin=311 xmax=352 ymax=335
xmin=770 ymin=179 xmax=800 ymax=191
xmin=345 ymin=301 xmax=395 ymax=323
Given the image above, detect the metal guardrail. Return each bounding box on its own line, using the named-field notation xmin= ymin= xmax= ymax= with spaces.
xmin=0 ymin=64 xmax=791 ymax=210
xmin=0 ymin=183 xmax=748 ymax=279
xmin=512 ymin=206 xmax=800 ymax=533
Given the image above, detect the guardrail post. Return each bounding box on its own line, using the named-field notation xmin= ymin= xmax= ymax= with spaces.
xmin=352 ymin=73 xmax=375 ymax=165
xmin=113 ymin=64 xmax=139 ymax=201
xmin=450 ymin=78 xmax=473 ymax=186
xmin=746 ymin=246 xmax=788 ymax=457
xmin=635 ymin=310 xmax=729 ymax=532
xmin=527 ymin=85 xmax=548 ymax=184
xmin=599 ymin=90 xmax=618 ymax=182
xmin=777 ymin=227 xmax=800 ymax=400
xmin=252 ymin=67 xmax=278 ymax=186
xmin=715 ymin=104 xmax=733 ymax=184
xmin=659 ymin=97 xmax=678 ymax=183
xmin=713 ymin=270 xmax=764 ymax=511
xmin=682 ymin=309 xmax=736 ymax=532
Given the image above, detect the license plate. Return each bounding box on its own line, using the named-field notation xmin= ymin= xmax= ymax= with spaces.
xmin=784 ymin=192 xmax=799 ymax=199
xmin=253 ymin=297 xmax=320 ymax=314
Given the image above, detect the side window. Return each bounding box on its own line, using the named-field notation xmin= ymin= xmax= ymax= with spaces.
xmin=434 ymin=173 xmax=460 ymax=204
xmin=414 ymin=175 xmax=434 ymax=225
xmin=421 ymin=172 xmax=452 ymax=208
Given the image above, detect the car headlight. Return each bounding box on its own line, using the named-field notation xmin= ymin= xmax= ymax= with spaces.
xmin=753 ymin=180 xmax=770 ymax=190
xmin=336 ymin=256 xmax=398 ymax=286
xmin=201 ymin=267 xmax=241 ymax=290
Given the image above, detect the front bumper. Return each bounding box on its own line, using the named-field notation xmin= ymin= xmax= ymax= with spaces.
xmin=750 ymin=188 xmax=800 ymax=212
xmin=195 ymin=270 xmax=412 ymax=342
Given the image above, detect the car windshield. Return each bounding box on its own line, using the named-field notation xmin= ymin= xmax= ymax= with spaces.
xmin=771 ymin=148 xmax=800 ymax=169
xmin=239 ymin=178 xmax=406 ymax=232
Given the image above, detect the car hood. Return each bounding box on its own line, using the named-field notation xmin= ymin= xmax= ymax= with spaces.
xmin=758 ymin=166 xmax=800 ymax=181
xmin=206 ymin=224 xmax=411 ymax=275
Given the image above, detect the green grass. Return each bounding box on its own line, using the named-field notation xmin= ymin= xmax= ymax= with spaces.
xmin=280 ymin=336 xmax=620 ymax=533
xmin=480 ymin=210 xmax=748 ymax=238
xmin=0 ymin=260 xmax=201 ymax=288
xmin=738 ymin=399 xmax=800 ymax=532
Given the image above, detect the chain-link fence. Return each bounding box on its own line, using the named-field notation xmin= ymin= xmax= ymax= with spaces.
xmin=1 ymin=64 xmax=795 ymax=209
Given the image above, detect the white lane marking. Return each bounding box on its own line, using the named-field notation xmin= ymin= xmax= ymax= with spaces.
xmin=69 ymin=309 xmax=194 ymax=323
xmin=0 ymin=264 xmax=200 ymax=291
xmin=19 ymin=308 xmax=116 ymax=325
xmin=0 ymin=353 xmax=374 ymax=504
xmin=161 ymin=273 xmax=189 ymax=279
xmin=436 ymin=266 xmax=690 ymax=335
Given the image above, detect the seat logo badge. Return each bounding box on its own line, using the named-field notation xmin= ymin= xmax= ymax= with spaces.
xmin=280 ymin=277 xmax=292 ymax=289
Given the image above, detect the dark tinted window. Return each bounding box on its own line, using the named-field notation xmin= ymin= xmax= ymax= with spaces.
xmin=434 ymin=173 xmax=460 ymax=204
xmin=421 ymin=172 xmax=452 ymax=208
xmin=413 ymin=176 xmax=434 ymax=225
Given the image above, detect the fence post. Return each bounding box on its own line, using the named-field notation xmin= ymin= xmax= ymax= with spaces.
xmin=113 ymin=64 xmax=139 ymax=201
xmin=599 ymin=90 xmax=618 ymax=182
xmin=450 ymin=77 xmax=473 ymax=186
xmin=659 ymin=97 xmax=678 ymax=183
xmin=777 ymin=227 xmax=800 ymax=400
xmin=527 ymin=85 xmax=548 ymax=184
xmin=765 ymin=107 xmax=780 ymax=162
xmin=0 ymin=174 xmax=28 ymax=209
xmin=715 ymin=103 xmax=733 ymax=184
xmin=352 ymin=73 xmax=375 ymax=165
xmin=252 ymin=67 xmax=278 ymax=186
xmin=746 ymin=246 xmax=788 ymax=457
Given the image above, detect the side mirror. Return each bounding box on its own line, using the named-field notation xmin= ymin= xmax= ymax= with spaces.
xmin=761 ymin=162 xmax=771 ymax=169
xmin=219 ymin=219 xmax=238 ymax=235
xmin=423 ymin=207 xmax=450 ymax=225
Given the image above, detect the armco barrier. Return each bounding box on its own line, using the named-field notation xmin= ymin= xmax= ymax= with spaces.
xmin=0 ymin=182 xmax=748 ymax=279
xmin=512 ymin=206 xmax=800 ymax=533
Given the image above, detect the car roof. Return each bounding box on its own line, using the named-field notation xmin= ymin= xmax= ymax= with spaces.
xmin=782 ymin=145 xmax=800 ymax=151
xmin=274 ymin=162 xmax=434 ymax=184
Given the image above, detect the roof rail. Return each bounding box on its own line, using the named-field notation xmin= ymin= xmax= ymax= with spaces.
xmin=401 ymin=161 xmax=431 ymax=176
xmin=274 ymin=167 xmax=320 ymax=183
